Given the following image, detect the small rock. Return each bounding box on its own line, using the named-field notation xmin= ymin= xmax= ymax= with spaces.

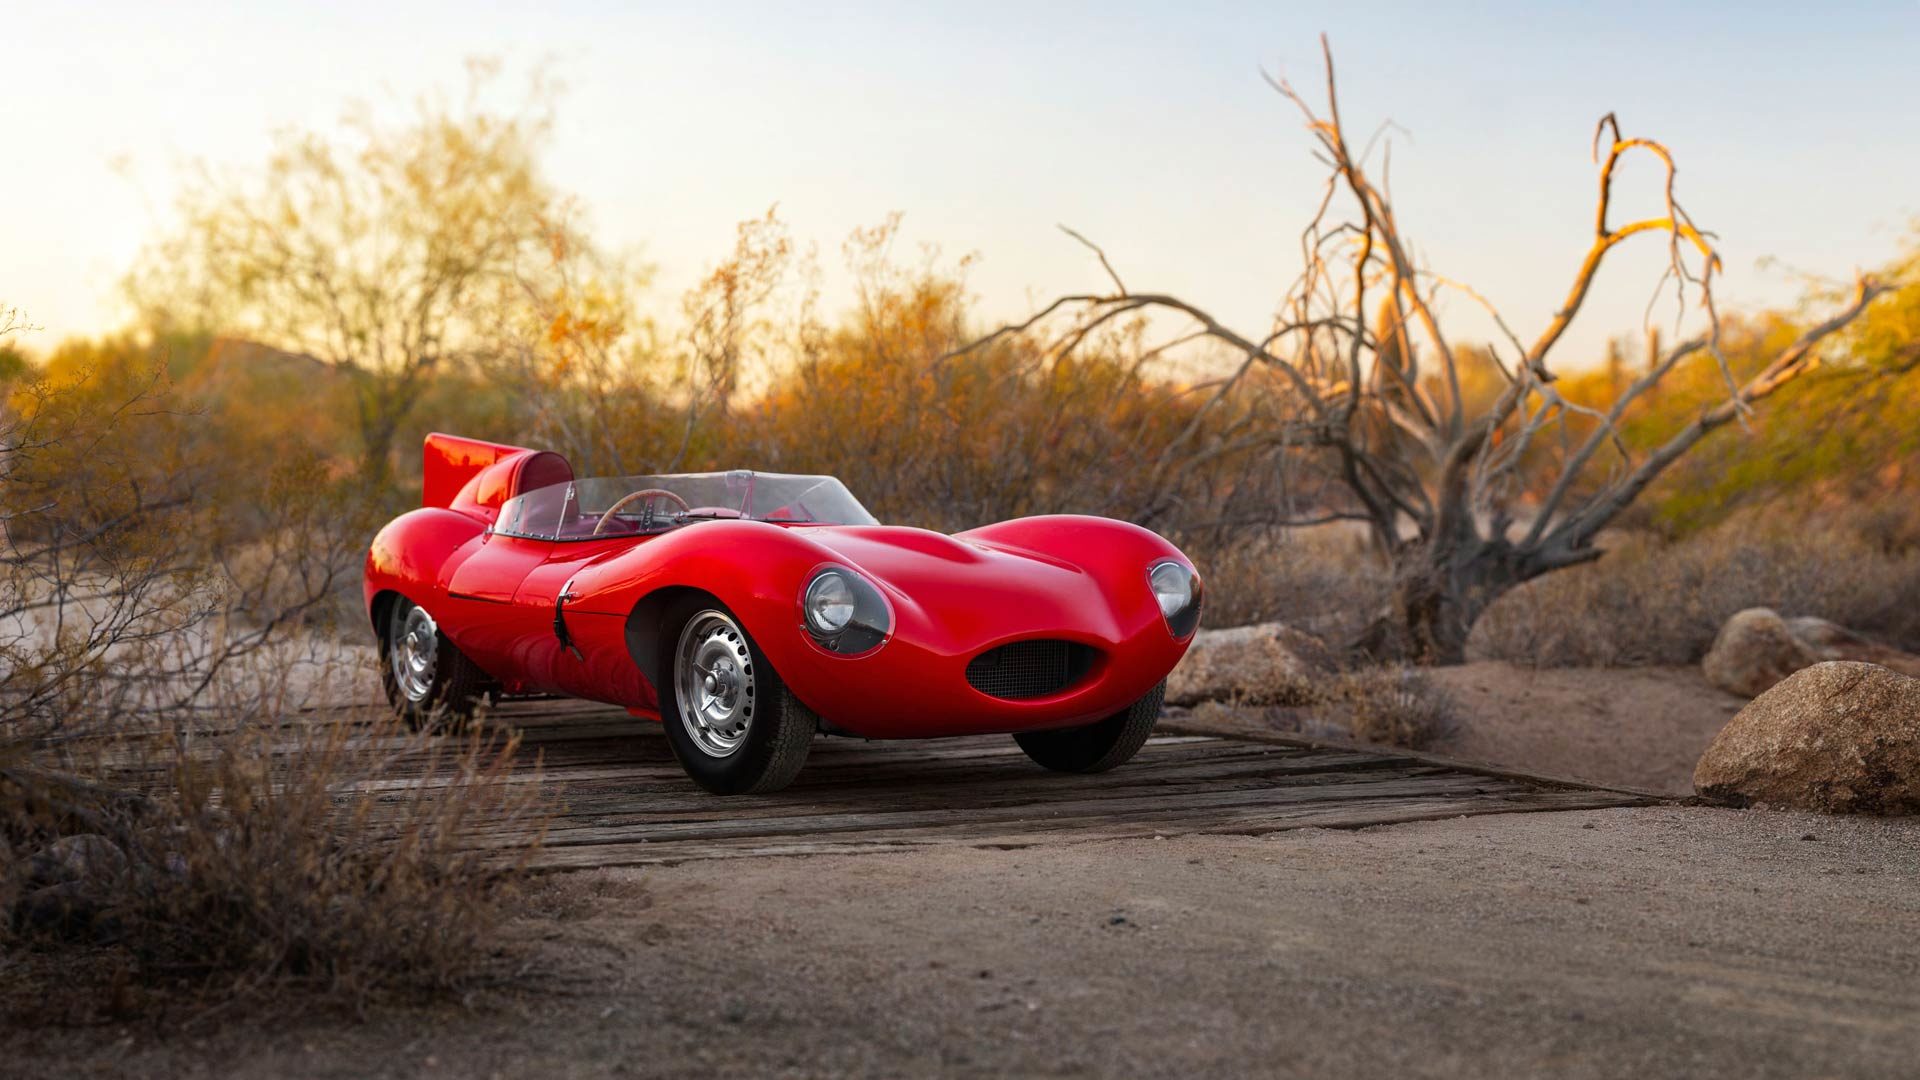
xmin=47 ymin=835 xmax=129 ymax=882
xmin=1784 ymin=616 xmax=1920 ymax=677
xmin=1166 ymin=622 xmax=1338 ymax=706
xmin=1694 ymin=661 xmax=1920 ymax=814
xmin=1702 ymin=609 xmax=1817 ymax=698
xmin=1703 ymin=608 xmax=1920 ymax=698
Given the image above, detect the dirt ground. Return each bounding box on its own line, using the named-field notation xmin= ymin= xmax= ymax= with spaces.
xmin=1426 ymin=662 xmax=1748 ymax=794
xmin=6 ymin=805 xmax=1917 ymax=1079
xmin=1172 ymin=661 xmax=1745 ymax=796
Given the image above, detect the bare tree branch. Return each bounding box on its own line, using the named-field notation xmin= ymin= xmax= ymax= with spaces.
xmin=1058 ymin=224 xmax=1128 ymax=295
xmin=959 ymin=40 xmax=1903 ymax=661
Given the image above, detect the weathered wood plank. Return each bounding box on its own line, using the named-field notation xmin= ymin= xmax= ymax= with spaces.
xmin=512 ymin=763 xmax=1466 ymax=825
xmin=365 ymin=763 xmax=1461 ymax=841
xmin=468 ymin=771 xmax=1538 ymax=848
xmin=514 ymin=789 xmax=1659 ymax=869
xmin=331 ymin=697 xmax=1665 ymax=868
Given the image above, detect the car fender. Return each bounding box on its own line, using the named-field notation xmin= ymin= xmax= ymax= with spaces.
xmin=363 ymin=506 xmax=489 ymax=627
xmin=562 ymin=519 xmax=840 ymax=692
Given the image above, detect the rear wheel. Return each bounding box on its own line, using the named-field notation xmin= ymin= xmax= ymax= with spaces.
xmin=380 ymin=597 xmax=490 ymax=730
xmin=1015 ymin=681 xmax=1165 ymax=774
xmin=660 ymin=604 xmax=816 ymax=795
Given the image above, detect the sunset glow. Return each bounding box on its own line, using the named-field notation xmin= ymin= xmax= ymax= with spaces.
xmin=9 ymin=1 xmax=1917 ymax=361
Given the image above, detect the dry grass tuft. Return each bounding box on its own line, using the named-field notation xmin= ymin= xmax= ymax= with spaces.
xmin=1230 ymin=671 xmax=1328 ymax=709
xmin=1182 ymin=665 xmax=1458 ymax=751
xmin=1337 ymin=668 xmax=1461 ymax=750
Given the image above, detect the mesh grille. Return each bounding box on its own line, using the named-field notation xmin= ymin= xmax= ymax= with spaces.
xmin=965 ymin=640 xmax=1093 ymax=700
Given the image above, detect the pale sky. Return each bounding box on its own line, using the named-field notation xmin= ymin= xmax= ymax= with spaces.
xmin=6 ymin=1 xmax=1918 ymax=366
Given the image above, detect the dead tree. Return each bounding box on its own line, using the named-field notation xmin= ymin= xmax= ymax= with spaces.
xmin=962 ymin=38 xmax=1899 ymax=662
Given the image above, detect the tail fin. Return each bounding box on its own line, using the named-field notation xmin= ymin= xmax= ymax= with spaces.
xmin=421 ymin=433 xmax=531 ymax=509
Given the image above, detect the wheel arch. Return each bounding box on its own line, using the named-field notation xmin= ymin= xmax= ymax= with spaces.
xmin=585 ymin=520 xmax=839 ymax=692
xmin=624 ymin=584 xmax=724 ymax=689
xmin=369 ymin=588 xmax=403 ymax=641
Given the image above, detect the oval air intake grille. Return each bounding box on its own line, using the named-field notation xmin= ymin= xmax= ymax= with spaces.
xmin=965 ymin=640 xmax=1095 ymax=700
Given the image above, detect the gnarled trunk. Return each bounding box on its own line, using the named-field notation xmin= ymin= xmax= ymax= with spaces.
xmin=1353 ymin=539 xmax=1538 ymax=665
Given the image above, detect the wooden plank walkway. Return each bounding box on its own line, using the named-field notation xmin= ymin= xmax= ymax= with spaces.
xmin=451 ymin=698 xmax=1663 ymax=870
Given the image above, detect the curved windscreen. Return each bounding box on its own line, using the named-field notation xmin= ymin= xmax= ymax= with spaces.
xmin=495 ymin=470 xmax=877 ymax=541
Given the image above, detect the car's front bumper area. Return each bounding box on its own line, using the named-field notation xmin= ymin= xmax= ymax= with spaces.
xmin=770 ymin=603 xmax=1191 ymax=740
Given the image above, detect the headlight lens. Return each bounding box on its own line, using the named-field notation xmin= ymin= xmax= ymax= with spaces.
xmin=804 ymin=571 xmax=857 ymax=635
xmin=801 ymin=566 xmax=891 ymax=655
xmin=1149 ymin=559 xmax=1201 ymax=636
xmin=1150 ymin=561 xmax=1193 ymax=618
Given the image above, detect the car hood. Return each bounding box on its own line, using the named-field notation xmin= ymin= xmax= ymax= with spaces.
xmin=801 ymin=525 xmax=1127 ymax=647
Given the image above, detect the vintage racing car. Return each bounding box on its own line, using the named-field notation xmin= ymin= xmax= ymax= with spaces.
xmin=364 ymin=434 xmax=1203 ymax=793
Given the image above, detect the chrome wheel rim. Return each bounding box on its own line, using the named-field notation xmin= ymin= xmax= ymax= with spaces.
xmin=392 ymin=604 xmax=439 ymax=704
xmin=675 ymin=611 xmax=755 ymax=758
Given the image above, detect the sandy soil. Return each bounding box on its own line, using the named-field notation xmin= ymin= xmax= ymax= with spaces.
xmin=1172 ymin=661 xmax=1745 ymax=796
xmin=6 ymin=805 xmax=1917 ymax=1079
xmin=1426 ymin=662 xmax=1749 ymax=795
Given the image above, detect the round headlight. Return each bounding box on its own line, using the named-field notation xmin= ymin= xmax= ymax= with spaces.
xmin=1150 ymin=561 xmax=1193 ymax=619
xmin=804 ymin=571 xmax=857 ymax=635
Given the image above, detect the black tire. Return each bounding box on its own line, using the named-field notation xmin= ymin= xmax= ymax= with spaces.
xmin=1015 ymin=681 xmax=1165 ymax=774
xmin=658 ymin=599 xmax=815 ymax=795
xmin=380 ymin=596 xmax=490 ymax=731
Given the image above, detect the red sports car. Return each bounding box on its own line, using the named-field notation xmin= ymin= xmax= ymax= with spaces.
xmin=364 ymin=434 xmax=1203 ymax=794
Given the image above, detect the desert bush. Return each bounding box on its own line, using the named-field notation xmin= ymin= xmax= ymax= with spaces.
xmin=1187 ymin=527 xmax=1391 ymax=641
xmin=3 ymin=703 xmax=539 ymax=1008
xmin=1470 ymin=509 xmax=1920 ymax=667
xmin=2 ymin=366 xmax=544 ymax=1016
xmin=1182 ymin=664 xmax=1456 ymax=750
xmin=1338 ymin=667 xmax=1460 ymax=750
xmin=1613 ymin=246 xmax=1920 ymax=532
xmin=463 ymin=212 xmax=1310 ymax=538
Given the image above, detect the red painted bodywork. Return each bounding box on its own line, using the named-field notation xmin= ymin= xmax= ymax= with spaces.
xmin=365 ymin=434 xmax=1200 ymax=739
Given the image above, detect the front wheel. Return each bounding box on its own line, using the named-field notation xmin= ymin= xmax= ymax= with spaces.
xmin=380 ymin=597 xmax=490 ymax=730
xmin=660 ymin=605 xmax=816 ymax=795
xmin=1015 ymin=681 xmax=1165 ymax=774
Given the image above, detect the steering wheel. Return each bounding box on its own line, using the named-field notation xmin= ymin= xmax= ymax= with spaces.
xmin=593 ymin=488 xmax=691 ymax=535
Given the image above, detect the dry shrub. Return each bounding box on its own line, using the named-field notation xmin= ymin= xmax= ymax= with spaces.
xmin=2 ymin=701 xmax=545 ymax=1014
xmin=1183 ymin=666 xmax=1457 ymax=751
xmin=3 ymin=369 xmax=546 ymax=1019
xmin=479 ymin=213 xmax=1309 ymax=542
xmin=1188 ymin=526 xmax=1390 ymax=642
xmin=725 ymin=252 xmax=1280 ymax=534
xmin=1337 ymin=668 xmax=1460 ymax=750
xmin=1470 ymin=509 xmax=1920 ymax=668
xmin=1229 ymin=670 xmax=1328 ymax=709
